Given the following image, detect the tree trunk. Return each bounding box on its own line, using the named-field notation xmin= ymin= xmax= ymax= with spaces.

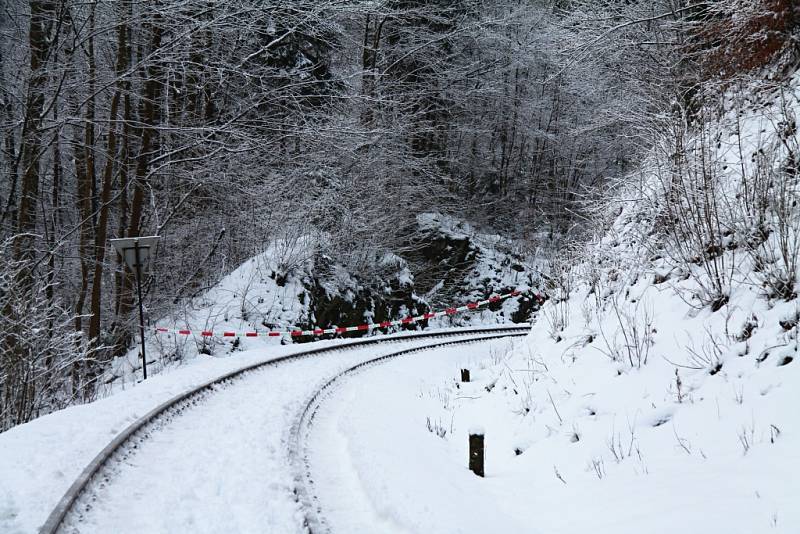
xmin=1 ymin=0 xmax=56 ymax=432
xmin=15 ymin=0 xmax=56 ymax=273
xmin=85 ymin=3 xmax=132 ymax=383
xmin=108 ymin=9 xmax=164 ymax=362
xmin=73 ymin=88 xmax=92 ymax=335
xmin=0 ymin=43 xmax=19 ymax=229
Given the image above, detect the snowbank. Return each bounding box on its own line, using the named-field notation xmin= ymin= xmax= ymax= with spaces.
xmin=306 ymin=74 xmax=800 ymax=533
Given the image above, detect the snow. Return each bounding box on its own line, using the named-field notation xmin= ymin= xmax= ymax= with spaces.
xmin=108 ymin=217 xmax=539 ymax=387
xmin=300 ymin=75 xmax=800 ymax=534
xmin=306 ymin=300 xmax=798 ymax=533
xmin=74 ymin=350 xmax=376 ymax=533
xmin=306 ymin=339 xmax=533 ymax=534
xmin=106 ymin=238 xmax=316 ymax=386
xmin=0 ymin=329 xmax=517 ymax=533
xmin=0 ymin=342 xmax=303 ymax=533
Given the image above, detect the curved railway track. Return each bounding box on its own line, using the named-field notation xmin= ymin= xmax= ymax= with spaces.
xmin=40 ymin=325 xmax=529 ymax=534
xmin=290 ymin=332 xmax=528 ymax=534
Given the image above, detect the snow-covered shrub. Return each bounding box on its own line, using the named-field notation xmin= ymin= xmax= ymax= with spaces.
xmin=735 ymin=88 xmax=800 ymax=300
xmin=543 ymin=247 xmax=580 ymax=341
xmin=595 ymin=295 xmax=654 ymax=369
xmin=0 ymin=241 xmax=88 ymax=431
xmin=271 ymin=225 xmax=316 ymax=284
xmin=649 ymin=105 xmax=738 ymax=311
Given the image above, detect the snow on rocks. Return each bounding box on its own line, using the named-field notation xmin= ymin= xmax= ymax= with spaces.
xmin=108 ymin=235 xmax=425 ymax=385
xmin=110 ymin=217 xmax=542 ymax=386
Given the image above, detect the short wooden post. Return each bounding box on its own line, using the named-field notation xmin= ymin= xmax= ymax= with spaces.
xmin=460 ymin=368 xmax=471 ymax=382
xmin=469 ymin=428 xmax=485 ymax=477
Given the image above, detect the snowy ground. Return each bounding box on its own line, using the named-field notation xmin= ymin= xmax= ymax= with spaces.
xmin=305 ymin=338 xmax=533 ymax=534
xmin=75 ymin=346 xmax=392 ymax=533
xmin=307 ymin=322 xmax=798 ymax=534
xmin=0 ymin=328 xmax=518 ymax=533
xmin=1 ymin=341 xmax=312 ymax=533
xmin=5 ymin=301 xmax=795 ymax=533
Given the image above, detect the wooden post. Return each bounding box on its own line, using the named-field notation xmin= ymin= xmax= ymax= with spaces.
xmin=469 ymin=428 xmax=485 ymax=477
xmin=460 ymin=368 xmax=470 ymax=382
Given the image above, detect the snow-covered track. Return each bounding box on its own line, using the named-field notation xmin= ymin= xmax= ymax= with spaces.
xmin=39 ymin=325 xmax=529 ymax=534
xmin=291 ymin=331 xmax=528 ymax=534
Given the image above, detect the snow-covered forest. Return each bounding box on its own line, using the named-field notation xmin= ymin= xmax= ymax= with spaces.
xmin=0 ymin=0 xmax=655 ymax=429
xmin=1 ymin=1 xmax=799 ymax=531
xmin=0 ymin=0 xmax=797 ymax=430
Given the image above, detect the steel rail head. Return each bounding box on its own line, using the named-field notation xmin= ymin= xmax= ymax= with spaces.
xmin=38 ymin=325 xmax=529 ymax=534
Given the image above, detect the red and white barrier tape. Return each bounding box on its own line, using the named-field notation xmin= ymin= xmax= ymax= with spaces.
xmin=154 ymin=289 xmax=543 ymax=339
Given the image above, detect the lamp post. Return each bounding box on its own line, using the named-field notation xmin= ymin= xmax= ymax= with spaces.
xmin=111 ymin=236 xmax=160 ymax=380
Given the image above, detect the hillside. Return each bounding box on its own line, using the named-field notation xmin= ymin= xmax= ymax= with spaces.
xmin=104 ymin=213 xmax=542 ymax=384
xmin=391 ymin=71 xmax=800 ymax=532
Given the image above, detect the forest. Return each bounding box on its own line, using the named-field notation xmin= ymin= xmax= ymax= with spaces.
xmin=1 ymin=0 xmax=798 ymax=431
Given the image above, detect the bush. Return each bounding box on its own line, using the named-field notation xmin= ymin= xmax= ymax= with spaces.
xmin=0 ymin=241 xmax=88 ymax=432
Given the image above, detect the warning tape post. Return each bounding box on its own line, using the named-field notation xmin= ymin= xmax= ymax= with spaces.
xmin=154 ymin=289 xmax=542 ymax=339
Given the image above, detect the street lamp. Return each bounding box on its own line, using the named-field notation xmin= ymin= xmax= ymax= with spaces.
xmin=111 ymin=236 xmax=160 ymax=380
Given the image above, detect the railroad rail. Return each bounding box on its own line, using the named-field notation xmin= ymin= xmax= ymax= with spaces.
xmin=40 ymin=325 xmax=529 ymax=534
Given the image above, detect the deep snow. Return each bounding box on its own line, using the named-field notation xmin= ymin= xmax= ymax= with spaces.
xmin=0 ymin=329 xmax=518 ymax=533
xmin=306 ymin=294 xmax=798 ymax=533
xmin=306 ymin=338 xmax=535 ymax=534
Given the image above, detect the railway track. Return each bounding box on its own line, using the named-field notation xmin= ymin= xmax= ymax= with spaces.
xmin=40 ymin=325 xmax=529 ymax=534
